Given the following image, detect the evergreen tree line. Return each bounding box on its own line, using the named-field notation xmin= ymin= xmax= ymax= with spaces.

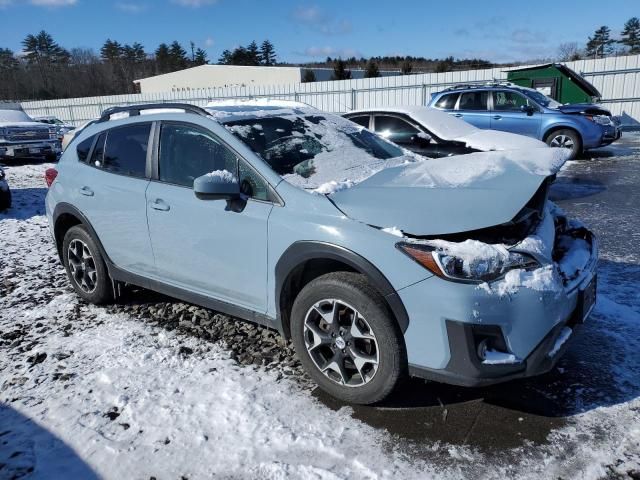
xmin=0 ymin=31 xmax=214 ymax=100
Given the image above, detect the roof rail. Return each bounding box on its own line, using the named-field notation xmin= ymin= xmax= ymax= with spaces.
xmin=442 ymin=81 xmax=517 ymax=92
xmin=98 ymin=102 xmax=210 ymax=123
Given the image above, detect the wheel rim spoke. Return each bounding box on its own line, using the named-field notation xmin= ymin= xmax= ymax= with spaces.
xmin=67 ymin=239 xmax=98 ymax=294
xmin=304 ymin=298 xmax=379 ymax=388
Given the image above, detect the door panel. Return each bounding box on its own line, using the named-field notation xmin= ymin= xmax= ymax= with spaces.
xmin=146 ymin=122 xmax=272 ymax=312
xmin=454 ymin=90 xmax=490 ymax=128
xmin=490 ymin=91 xmax=542 ymax=138
xmin=69 ymin=125 xmax=155 ymax=276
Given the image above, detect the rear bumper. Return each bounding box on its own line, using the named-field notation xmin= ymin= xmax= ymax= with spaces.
xmin=0 ymin=141 xmax=61 ymax=159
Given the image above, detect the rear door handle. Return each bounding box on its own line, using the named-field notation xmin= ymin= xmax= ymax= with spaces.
xmin=493 ymin=115 xmax=502 ymax=120
xmin=453 ymin=113 xmax=463 ymax=117
xmin=79 ymin=186 xmax=94 ymax=197
xmin=149 ymin=199 xmax=170 ymax=211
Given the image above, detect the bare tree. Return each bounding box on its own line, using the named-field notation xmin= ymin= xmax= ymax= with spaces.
xmin=557 ymin=42 xmax=582 ymax=61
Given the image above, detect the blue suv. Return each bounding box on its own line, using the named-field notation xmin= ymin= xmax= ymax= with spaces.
xmin=45 ymin=101 xmax=598 ymax=404
xmin=429 ymin=83 xmax=620 ymax=159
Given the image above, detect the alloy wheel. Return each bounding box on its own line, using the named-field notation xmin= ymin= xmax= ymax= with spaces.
xmin=550 ymin=134 xmax=575 ymax=149
xmin=303 ymin=299 xmax=379 ymax=387
xmin=67 ymin=238 xmax=98 ymax=294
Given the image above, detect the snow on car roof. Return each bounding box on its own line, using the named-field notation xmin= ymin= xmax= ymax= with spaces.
xmin=347 ymin=105 xmax=547 ymax=151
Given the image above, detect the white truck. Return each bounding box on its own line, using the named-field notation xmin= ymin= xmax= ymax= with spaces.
xmin=0 ymin=104 xmax=61 ymax=162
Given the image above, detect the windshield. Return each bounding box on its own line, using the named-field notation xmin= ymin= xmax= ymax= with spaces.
xmin=522 ymin=89 xmax=562 ymax=109
xmin=221 ymin=111 xmax=409 ymax=190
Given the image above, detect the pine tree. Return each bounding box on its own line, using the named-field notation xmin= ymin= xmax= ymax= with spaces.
xmin=0 ymin=48 xmax=18 ymax=70
xmin=121 ymin=43 xmax=146 ymax=63
xmin=332 ymin=58 xmax=351 ymax=80
xmin=586 ymin=26 xmax=615 ymax=58
xmin=101 ymin=39 xmax=123 ymax=62
xmin=246 ymin=41 xmax=261 ymax=65
xmin=194 ymin=48 xmax=208 ymax=66
xmin=168 ymin=41 xmax=188 ymax=70
xmin=155 ymin=43 xmax=171 ymax=73
xmin=260 ymin=40 xmax=276 ymax=66
xmin=364 ymin=60 xmax=380 ymax=78
xmin=218 ymin=49 xmax=232 ymax=65
xmin=620 ymin=17 xmax=640 ymax=54
xmin=302 ymin=69 xmax=316 ymax=82
xmin=22 ymin=31 xmax=69 ymax=65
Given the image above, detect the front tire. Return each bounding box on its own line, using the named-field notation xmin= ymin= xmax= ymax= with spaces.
xmin=546 ymin=129 xmax=582 ymax=160
xmin=290 ymin=272 xmax=406 ymax=404
xmin=62 ymin=225 xmax=112 ymax=304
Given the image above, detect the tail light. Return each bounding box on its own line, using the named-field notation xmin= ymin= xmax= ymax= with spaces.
xmin=45 ymin=167 xmax=58 ymax=187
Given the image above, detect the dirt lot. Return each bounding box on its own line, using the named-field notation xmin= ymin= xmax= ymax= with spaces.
xmin=1 ymin=138 xmax=639 ymax=479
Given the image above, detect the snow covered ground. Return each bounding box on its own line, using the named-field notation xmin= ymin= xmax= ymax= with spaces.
xmin=1 ymin=146 xmax=639 ymax=478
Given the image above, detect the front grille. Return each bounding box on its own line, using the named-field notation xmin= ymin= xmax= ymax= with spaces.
xmin=7 ymin=128 xmax=51 ymax=142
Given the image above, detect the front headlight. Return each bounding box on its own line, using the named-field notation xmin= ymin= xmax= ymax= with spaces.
xmin=586 ymin=114 xmax=613 ymax=126
xmin=396 ymin=242 xmax=540 ymax=283
xmin=48 ymin=127 xmax=57 ymax=139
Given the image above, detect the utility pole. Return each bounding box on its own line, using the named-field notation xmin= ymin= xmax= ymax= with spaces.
xmin=190 ymin=41 xmax=195 ymax=62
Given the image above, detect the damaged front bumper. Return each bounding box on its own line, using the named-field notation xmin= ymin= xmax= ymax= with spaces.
xmin=399 ymin=214 xmax=598 ymax=387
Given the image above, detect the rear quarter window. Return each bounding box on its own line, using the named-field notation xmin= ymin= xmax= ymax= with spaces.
xmin=76 ymin=135 xmax=94 ymax=163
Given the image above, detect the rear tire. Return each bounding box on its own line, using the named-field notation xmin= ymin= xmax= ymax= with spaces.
xmin=290 ymin=271 xmax=406 ymax=405
xmin=62 ymin=225 xmax=113 ymax=304
xmin=546 ymin=129 xmax=582 ymax=160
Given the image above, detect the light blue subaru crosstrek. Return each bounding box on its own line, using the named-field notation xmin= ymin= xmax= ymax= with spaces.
xmin=428 ymin=83 xmax=621 ymax=160
xmin=45 ymin=101 xmax=598 ymax=404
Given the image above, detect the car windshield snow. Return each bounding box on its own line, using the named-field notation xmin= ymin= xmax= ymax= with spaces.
xmin=220 ymin=110 xmax=409 ymax=191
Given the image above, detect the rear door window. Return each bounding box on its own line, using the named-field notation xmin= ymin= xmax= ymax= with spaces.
xmin=102 ymin=124 xmax=150 ymax=178
xmin=457 ymin=91 xmax=489 ymax=111
xmin=434 ymin=93 xmax=459 ymax=109
xmin=347 ymin=115 xmax=371 ymax=128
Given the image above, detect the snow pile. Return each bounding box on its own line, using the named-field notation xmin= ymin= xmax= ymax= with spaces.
xmin=482 ymin=350 xmax=521 ymax=365
xmin=382 ymin=226 xmax=404 ymax=237
xmin=427 ymin=238 xmax=511 ymax=277
xmin=478 ymin=265 xmax=562 ymax=296
xmin=312 ymin=179 xmax=355 ymax=195
xmin=204 ymin=169 xmax=237 ymax=183
xmin=547 ymin=327 xmax=573 ymax=357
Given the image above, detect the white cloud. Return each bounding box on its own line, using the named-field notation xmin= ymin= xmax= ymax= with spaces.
xmin=292 ymin=5 xmax=352 ymax=35
xmin=171 ymin=0 xmax=218 ymax=6
xmin=116 ymin=2 xmax=146 ymax=13
xmin=29 ymin=0 xmax=77 ymax=6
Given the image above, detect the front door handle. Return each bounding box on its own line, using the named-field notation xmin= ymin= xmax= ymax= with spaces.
xmin=149 ymin=199 xmax=170 ymax=211
xmin=79 ymin=186 xmax=94 ymax=197
xmin=453 ymin=113 xmax=463 ymax=117
xmin=493 ymin=115 xmax=502 ymax=120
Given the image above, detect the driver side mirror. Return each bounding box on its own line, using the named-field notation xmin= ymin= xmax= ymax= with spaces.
xmin=520 ymin=105 xmax=536 ymax=116
xmin=193 ymin=171 xmax=241 ymax=200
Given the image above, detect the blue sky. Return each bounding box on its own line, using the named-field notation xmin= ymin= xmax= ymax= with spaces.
xmin=2 ymin=0 xmax=638 ymax=63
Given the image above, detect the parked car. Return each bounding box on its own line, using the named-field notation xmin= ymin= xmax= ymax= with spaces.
xmin=344 ymin=106 xmax=547 ymax=157
xmin=0 ymin=104 xmax=61 ymax=162
xmin=0 ymin=165 xmax=10 ymax=210
xmin=428 ymin=82 xmax=621 ymax=159
xmin=45 ymin=101 xmax=597 ymax=404
xmin=33 ymin=115 xmax=76 ymax=142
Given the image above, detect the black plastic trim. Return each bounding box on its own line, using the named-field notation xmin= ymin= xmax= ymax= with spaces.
xmin=274 ymin=241 xmax=410 ymax=334
xmin=52 ymin=203 xmax=112 ymax=264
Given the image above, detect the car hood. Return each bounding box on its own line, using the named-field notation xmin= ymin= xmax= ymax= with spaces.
xmin=328 ymin=148 xmax=568 ymax=236
xmin=0 ymin=121 xmax=51 ymax=129
xmin=556 ymin=103 xmax=611 ymax=115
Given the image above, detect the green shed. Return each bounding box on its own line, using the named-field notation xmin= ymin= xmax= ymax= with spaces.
xmin=506 ymin=63 xmax=601 ymax=105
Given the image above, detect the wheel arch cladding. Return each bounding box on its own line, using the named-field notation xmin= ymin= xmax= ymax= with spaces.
xmin=53 ymin=203 xmax=111 ymax=267
xmin=275 ymin=241 xmax=410 ymax=339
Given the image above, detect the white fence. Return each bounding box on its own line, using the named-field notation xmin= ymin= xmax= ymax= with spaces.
xmin=21 ymin=54 xmax=640 ymax=127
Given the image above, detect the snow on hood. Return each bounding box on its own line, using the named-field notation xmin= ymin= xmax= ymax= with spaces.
xmin=329 ymin=148 xmax=568 ymax=235
xmin=347 ymin=106 xmax=547 ymax=151
xmin=0 ymin=121 xmax=51 ymax=129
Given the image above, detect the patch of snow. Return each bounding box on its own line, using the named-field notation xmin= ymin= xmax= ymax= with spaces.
xmin=312 ymin=179 xmax=355 ymax=195
xmin=478 ymin=265 xmax=562 ymax=296
xmin=482 ymin=350 xmax=521 ymax=365
xmin=382 ymin=226 xmax=404 ymax=237
xmin=204 ymin=169 xmax=237 ymax=183
xmin=548 ymin=327 xmax=573 ymax=357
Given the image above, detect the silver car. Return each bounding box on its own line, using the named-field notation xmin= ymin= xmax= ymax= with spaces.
xmin=45 ymin=101 xmax=597 ymax=404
